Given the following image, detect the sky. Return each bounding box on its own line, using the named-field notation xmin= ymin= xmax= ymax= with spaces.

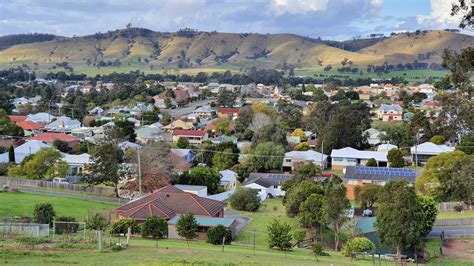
xmin=0 ymin=0 xmax=469 ymax=40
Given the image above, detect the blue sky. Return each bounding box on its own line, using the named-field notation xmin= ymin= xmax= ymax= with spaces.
xmin=0 ymin=0 xmax=469 ymax=40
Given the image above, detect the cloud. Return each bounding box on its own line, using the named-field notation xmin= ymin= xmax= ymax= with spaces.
xmin=269 ymin=0 xmax=329 ymax=15
xmin=416 ymin=0 xmax=461 ymax=27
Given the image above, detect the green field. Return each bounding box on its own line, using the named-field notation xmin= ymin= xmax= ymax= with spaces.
xmin=294 ymin=66 xmax=448 ymax=82
xmin=437 ymin=210 xmax=474 ymax=219
xmin=0 ymin=192 xmax=118 ymax=221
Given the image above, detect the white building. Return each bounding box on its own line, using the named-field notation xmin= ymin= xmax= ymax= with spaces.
xmin=0 ymin=140 xmax=50 ymax=164
xmin=173 ymin=185 xmax=208 ymax=197
xmin=283 ymin=150 xmax=328 ymax=171
xmin=410 ymin=142 xmax=455 ymax=164
xmin=219 ymin=169 xmax=238 ymax=190
xmin=243 ymin=173 xmax=292 ymax=201
xmin=330 ymin=147 xmax=388 ymax=170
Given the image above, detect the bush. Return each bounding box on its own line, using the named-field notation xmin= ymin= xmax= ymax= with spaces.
xmin=267 ymin=219 xmax=293 ymax=251
xmin=454 ymin=204 xmax=464 ymax=212
xmin=341 ymin=237 xmax=376 ymax=256
xmin=33 ymin=202 xmax=56 ymax=225
xmin=111 ymin=218 xmax=139 ymax=235
xmin=54 ymin=242 xmax=95 ymax=249
xmin=16 ymin=237 xmax=50 ymax=246
xmin=312 ymin=242 xmax=328 ymax=256
xmin=365 ymin=158 xmax=377 ymax=167
xmin=293 ymin=229 xmax=306 ymax=244
xmin=111 ymin=244 xmax=123 ymax=251
xmin=176 ymin=137 xmax=189 ymax=149
xmin=55 ymin=216 xmax=79 ymax=234
xmin=430 ymin=135 xmax=445 ymax=145
xmin=229 ymin=188 xmax=261 ymax=212
xmin=87 ymin=213 xmax=108 ymax=230
xmin=207 ymin=225 xmax=232 ymax=245
xmin=141 ymin=216 xmax=167 ymax=239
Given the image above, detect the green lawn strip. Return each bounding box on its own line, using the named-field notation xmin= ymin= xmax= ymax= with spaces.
xmin=437 ymin=210 xmax=474 ymax=219
xmin=0 ymin=192 xmax=117 ymax=221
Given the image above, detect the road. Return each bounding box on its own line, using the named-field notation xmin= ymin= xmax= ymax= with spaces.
xmin=426 ymin=226 xmax=474 ymax=238
xmin=161 ymin=99 xmax=214 ymax=118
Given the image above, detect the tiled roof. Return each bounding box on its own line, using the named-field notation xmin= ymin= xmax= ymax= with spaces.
xmin=8 ymin=115 xmax=27 ymax=123
xmin=173 ymin=129 xmax=206 ymax=137
xmin=30 ymin=132 xmax=79 ymax=142
xmin=114 ymin=185 xmax=225 ymax=220
xmin=16 ymin=120 xmax=44 ymax=130
xmin=217 ymin=107 xmax=240 ymax=114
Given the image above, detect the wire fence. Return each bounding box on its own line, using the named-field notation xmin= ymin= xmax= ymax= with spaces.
xmin=0 ymin=222 xmax=49 ymax=237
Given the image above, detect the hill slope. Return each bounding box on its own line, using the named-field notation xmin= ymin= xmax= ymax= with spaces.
xmin=0 ymin=28 xmax=472 ymax=71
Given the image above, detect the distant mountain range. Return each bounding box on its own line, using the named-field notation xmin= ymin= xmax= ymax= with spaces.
xmin=0 ymin=28 xmax=472 ymax=70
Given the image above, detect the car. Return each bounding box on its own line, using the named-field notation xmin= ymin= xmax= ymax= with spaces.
xmin=362 ymin=209 xmax=373 ymax=217
xmin=52 ymin=177 xmax=69 ymax=184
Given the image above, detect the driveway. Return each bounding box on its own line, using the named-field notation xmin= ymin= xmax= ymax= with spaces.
xmin=225 ymin=210 xmax=252 ymax=235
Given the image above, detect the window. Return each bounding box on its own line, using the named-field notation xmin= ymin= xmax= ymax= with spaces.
xmin=333 ymin=157 xmax=343 ymax=162
xmin=346 ymin=158 xmax=357 ymax=163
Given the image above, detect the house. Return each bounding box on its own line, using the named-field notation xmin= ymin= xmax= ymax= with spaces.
xmin=410 ymin=142 xmax=455 ymax=164
xmin=173 ymin=185 xmax=207 ymax=197
xmin=8 ymin=115 xmax=27 ymax=123
xmin=71 ymin=127 xmax=94 ymax=140
xmin=170 ymin=149 xmax=196 ymax=164
xmin=88 ymin=107 xmax=104 ymax=116
xmin=135 ymin=126 xmax=163 ymax=143
xmin=45 ymin=116 xmax=81 ymax=132
xmin=26 ymin=112 xmax=56 ymax=125
xmin=192 ymin=106 xmax=214 ymax=120
xmin=163 ymin=119 xmax=194 ymax=132
xmin=330 ymin=147 xmax=388 ymax=170
xmin=16 ymin=120 xmax=44 ymax=135
xmin=61 ymin=153 xmax=91 ymax=177
xmin=243 ymin=173 xmax=292 ymax=201
xmin=377 ymin=143 xmax=398 ymax=152
xmin=376 ymin=105 xmax=403 ymax=122
xmin=211 ymin=135 xmax=238 ymax=145
xmin=363 ymin=128 xmax=382 ymax=146
xmin=172 ymin=130 xmax=208 ymax=145
xmin=118 ymin=141 xmax=141 ymax=150
xmin=0 ymin=140 xmax=50 ymax=164
xmin=343 ymin=166 xmax=416 ymax=200
xmin=113 ymin=186 xmax=235 ymax=240
xmin=29 ymin=132 xmax=80 ymax=149
xmin=217 ymin=108 xmax=240 ymax=119
xmin=219 ymin=169 xmax=238 ymax=190
xmin=283 ymin=150 xmax=328 ymax=171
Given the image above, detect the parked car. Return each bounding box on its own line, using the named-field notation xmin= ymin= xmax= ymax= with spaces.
xmin=52 ymin=177 xmax=69 ymax=184
xmin=362 ymin=209 xmax=373 ymax=217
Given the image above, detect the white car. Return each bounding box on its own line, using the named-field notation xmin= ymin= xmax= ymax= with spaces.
xmin=52 ymin=178 xmax=69 ymax=184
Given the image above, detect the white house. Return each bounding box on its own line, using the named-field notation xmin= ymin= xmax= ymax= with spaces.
xmin=26 ymin=112 xmax=57 ymax=125
xmin=283 ymin=150 xmax=328 ymax=171
xmin=377 ymin=143 xmax=398 ymax=152
xmin=0 ymin=140 xmax=50 ymax=164
xmin=376 ymin=105 xmax=403 ymax=122
xmin=173 ymin=184 xmax=208 ymax=197
xmin=364 ymin=128 xmax=382 ymax=146
xmin=219 ymin=169 xmax=238 ymax=190
xmin=45 ymin=116 xmax=81 ymax=132
xmin=243 ymin=173 xmax=292 ymax=201
xmin=330 ymin=147 xmax=388 ymax=170
xmin=61 ymin=153 xmax=91 ymax=176
xmin=410 ymin=142 xmax=455 ymax=164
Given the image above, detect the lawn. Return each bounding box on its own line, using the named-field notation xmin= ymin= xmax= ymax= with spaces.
xmin=0 ymin=192 xmax=118 ymax=221
xmin=437 ymin=210 xmax=474 ymax=219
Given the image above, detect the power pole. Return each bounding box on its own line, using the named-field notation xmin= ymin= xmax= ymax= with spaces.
xmin=137 ymin=147 xmax=142 ymax=195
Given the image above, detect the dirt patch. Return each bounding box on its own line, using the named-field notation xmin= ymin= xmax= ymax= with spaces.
xmin=442 ymin=239 xmax=474 ymax=262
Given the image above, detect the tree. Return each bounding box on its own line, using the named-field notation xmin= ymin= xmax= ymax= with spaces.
xmin=456 ymin=134 xmax=474 ymax=155
xmin=266 ymin=219 xmax=293 ymax=251
xmin=177 ymin=212 xmax=198 ymax=248
xmin=229 ymin=188 xmax=261 ymax=212
xmin=141 ymin=216 xmax=168 ymax=239
xmin=284 ymin=180 xmax=322 ymax=217
xmin=451 ymin=0 xmax=474 ymax=30
xmin=365 ymin=158 xmax=377 ymax=167
xmin=111 ymin=218 xmax=140 ymax=234
xmin=212 ymin=148 xmax=234 ymax=171
xmin=177 ymin=166 xmax=221 ymax=194
xmin=447 ymin=155 xmax=474 ymax=206
xmin=418 ymin=196 xmax=438 ymax=237
xmin=354 ymin=183 xmax=380 ymax=209
xmin=293 ymin=229 xmax=306 ymax=245
xmin=53 ymin=140 xmax=70 ymax=153
xmin=114 ymin=119 xmax=137 ymax=142
xmin=33 ymin=202 xmax=56 ymax=225
xmin=291 ymin=128 xmax=307 ymax=141
xmin=207 ymin=225 xmax=232 ymax=245
xmin=84 ymin=143 xmax=124 ymax=197
xmin=0 ymin=109 xmax=23 ymax=136
xmin=7 ymin=147 xmax=63 ymax=180
xmin=341 ymin=237 xmax=376 ymax=257
xmin=217 ymin=90 xmax=237 ymax=107
xmin=415 ymin=151 xmax=466 ymax=199
xmin=375 ymin=180 xmax=423 ymax=259
xmin=140 ymin=111 xmax=159 ymax=125
xmin=176 ymin=137 xmax=189 ymax=148
xmin=249 ymin=113 xmax=273 ymax=132
xmin=251 ymin=123 xmax=288 ymax=147
xmin=298 ymin=194 xmax=325 ymax=239
xmin=387 ymin=149 xmax=404 ymax=168
xmin=8 ymin=145 xmax=15 ymax=163
xmin=246 ymin=142 xmax=284 ymax=172
xmin=87 ymin=213 xmax=108 ymax=230
xmin=430 ymin=135 xmax=445 ymax=145
xmin=295 ymin=142 xmax=310 ymax=151
xmin=322 ymin=177 xmax=350 ymax=251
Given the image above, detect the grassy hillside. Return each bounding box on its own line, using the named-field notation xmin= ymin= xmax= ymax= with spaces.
xmin=0 ymin=28 xmax=471 ymax=73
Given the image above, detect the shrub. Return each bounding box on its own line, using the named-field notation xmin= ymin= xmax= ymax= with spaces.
xmin=207 ymin=225 xmax=232 ymax=245
xmin=111 ymin=218 xmax=139 ymax=235
xmin=33 ymin=202 xmax=56 ymax=225
xmin=454 ymin=204 xmax=464 ymax=212
xmin=54 ymin=242 xmax=95 ymax=249
xmin=111 ymin=244 xmax=123 ymax=251
xmin=365 ymin=158 xmax=377 ymax=167
xmin=341 ymin=237 xmax=376 ymax=256
xmin=55 ymin=216 xmax=79 ymax=234
xmin=87 ymin=213 xmax=108 ymax=230
xmin=293 ymin=229 xmax=306 ymax=244
xmin=430 ymin=135 xmax=445 ymax=145
xmin=229 ymin=188 xmax=261 ymax=212
xmin=141 ymin=216 xmax=167 ymax=239
xmin=176 ymin=137 xmax=189 ymax=149
xmin=387 ymin=149 xmax=404 ymax=168
xmin=266 ymin=219 xmax=293 ymax=251
xmin=16 ymin=237 xmax=50 ymax=246
xmin=312 ymin=242 xmax=328 ymax=256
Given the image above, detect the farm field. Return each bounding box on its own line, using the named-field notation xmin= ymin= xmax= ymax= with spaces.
xmin=0 ymin=192 xmax=118 ymax=221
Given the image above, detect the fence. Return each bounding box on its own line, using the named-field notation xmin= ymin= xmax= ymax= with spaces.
xmin=0 ymin=222 xmax=49 ymax=237
xmin=437 ymin=202 xmax=472 ymax=211
xmin=434 ymin=218 xmax=474 ymax=227
xmin=0 ymin=176 xmax=116 ymax=197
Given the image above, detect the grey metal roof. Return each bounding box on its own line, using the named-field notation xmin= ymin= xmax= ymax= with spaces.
xmin=344 ymin=166 xmax=416 ymax=183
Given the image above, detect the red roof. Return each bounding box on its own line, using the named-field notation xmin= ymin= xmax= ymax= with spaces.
xmin=218 ymin=107 xmax=240 ymax=114
xmin=16 ymin=121 xmax=44 ymax=131
xmin=114 ymin=185 xmax=226 ymax=220
xmin=8 ymin=115 xmax=27 ymax=123
xmin=30 ymin=132 xmax=79 ymax=142
xmin=173 ymin=129 xmax=207 ymax=137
